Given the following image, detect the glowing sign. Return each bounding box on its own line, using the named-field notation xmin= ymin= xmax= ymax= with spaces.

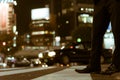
xmin=31 ymin=8 xmax=50 ymax=20
xmin=0 ymin=0 xmax=14 ymax=3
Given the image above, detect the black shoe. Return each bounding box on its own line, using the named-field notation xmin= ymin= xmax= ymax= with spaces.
xmin=101 ymin=64 xmax=120 ymax=75
xmin=75 ymin=67 xmax=101 ymax=74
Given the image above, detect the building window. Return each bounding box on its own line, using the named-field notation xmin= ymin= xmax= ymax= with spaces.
xmin=78 ymin=13 xmax=93 ymax=23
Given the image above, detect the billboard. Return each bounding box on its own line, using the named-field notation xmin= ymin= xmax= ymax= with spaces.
xmin=31 ymin=8 xmax=50 ymax=20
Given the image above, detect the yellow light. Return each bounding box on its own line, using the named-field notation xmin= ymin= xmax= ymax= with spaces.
xmin=2 ymin=42 xmax=6 ymax=46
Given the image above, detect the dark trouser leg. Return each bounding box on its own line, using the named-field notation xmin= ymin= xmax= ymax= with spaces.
xmin=110 ymin=1 xmax=120 ymax=70
xmin=89 ymin=2 xmax=110 ymax=69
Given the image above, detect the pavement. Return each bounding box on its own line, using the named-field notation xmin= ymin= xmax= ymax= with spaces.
xmin=0 ymin=64 xmax=120 ymax=80
xmin=32 ymin=64 xmax=120 ymax=80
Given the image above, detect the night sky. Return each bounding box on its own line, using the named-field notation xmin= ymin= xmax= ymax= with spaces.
xmin=15 ymin=0 xmax=49 ymax=35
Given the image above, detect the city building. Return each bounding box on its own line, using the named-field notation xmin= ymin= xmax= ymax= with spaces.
xmin=29 ymin=4 xmax=55 ymax=49
xmin=0 ymin=1 xmax=17 ymax=62
xmin=23 ymin=0 xmax=94 ymax=47
xmin=30 ymin=19 xmax=54 ymax=49
xmin=51 ymin=0 xmax=93 ymax=44
xmin=0 ymin=2 xmax=16 ymax=34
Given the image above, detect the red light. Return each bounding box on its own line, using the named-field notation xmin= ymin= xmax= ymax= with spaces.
xmin=70 ymin=46 xmax=73 ymax=49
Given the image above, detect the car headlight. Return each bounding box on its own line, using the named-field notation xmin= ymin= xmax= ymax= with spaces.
xmin=48 ymin=51 xmax=56 ymax=57
xmin=3 ymin=63 xmax=7 ymax=68
xmin=38 ymin=53 xmax=43 ymax=58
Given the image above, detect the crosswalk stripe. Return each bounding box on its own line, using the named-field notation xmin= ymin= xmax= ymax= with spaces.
xmin=0 ymin=67 xmax=25 ymax=71
xmin=32 ymin=66 xmax=92 ymax=80
xmin=0 ymin=66 xmax=56 ymax=76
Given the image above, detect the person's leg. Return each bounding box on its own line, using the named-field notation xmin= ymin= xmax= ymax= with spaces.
xmin=110 ymin=1 xmax=120 ymax=70
xmin=101 ymin=0 xmax=120 ymax=75
xmin=75 ymin=0 xmax=110 ymax=73
xmin=90 ymin=1 xmax=110 ymax=69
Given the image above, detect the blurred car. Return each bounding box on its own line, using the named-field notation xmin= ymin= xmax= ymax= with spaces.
xmin=54 ymin=42 xmax=112 ymax=65
xmin=7 ymin=57 xmax=31 ymax=67
xmin=0 ymin=56 xmax=7 ymax=68
xmin=30 ymin=58 xmax=42 ymax=66
xmin=38 ymin=50 xmax=56 ymax=65
xmin=7 ymin=56 xmax=42 ymax=67
xmin=0 ymin=62 xmax=7 ymax=68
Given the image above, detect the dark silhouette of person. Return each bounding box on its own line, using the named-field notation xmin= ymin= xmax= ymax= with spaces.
xmin=75 ymin=0 xmax=120 ymax=75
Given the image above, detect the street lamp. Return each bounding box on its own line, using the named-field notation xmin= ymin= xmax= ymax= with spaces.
xmin=2 ymin=42 xmax=6 ymax=46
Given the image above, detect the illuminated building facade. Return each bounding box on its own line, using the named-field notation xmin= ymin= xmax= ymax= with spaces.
xmin=30 ymin=7 xmax=55 ymax=49
xmin=30 ymin=20 xmax=54 ymax=48
xmin=0 ymin=1 xmax=17 ymax=57
xmin=0 ymin=2 xmax=16 ymax=33
xmin=76 ymin=3 xmax=94 ymax=27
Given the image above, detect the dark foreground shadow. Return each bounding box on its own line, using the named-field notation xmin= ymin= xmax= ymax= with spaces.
xmin=91 ymin=72 xmax=120 ymax=80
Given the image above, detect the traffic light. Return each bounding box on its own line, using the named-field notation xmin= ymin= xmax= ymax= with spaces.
xmin=77 ymin=38 xmax=81 ymax=42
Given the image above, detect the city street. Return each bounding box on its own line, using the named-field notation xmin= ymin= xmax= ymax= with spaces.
xmin=0 ymin=64 xmax=120 ymax=80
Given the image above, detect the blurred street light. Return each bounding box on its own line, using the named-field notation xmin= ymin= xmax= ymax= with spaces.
xmin=2 ymin=42 xmax=6 ymax=46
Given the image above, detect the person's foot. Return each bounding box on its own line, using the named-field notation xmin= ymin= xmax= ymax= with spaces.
xmin=101 ymin=64 xmax=120 ymax=75
xmin=75 ymin=66 xmax=101 ymax=73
